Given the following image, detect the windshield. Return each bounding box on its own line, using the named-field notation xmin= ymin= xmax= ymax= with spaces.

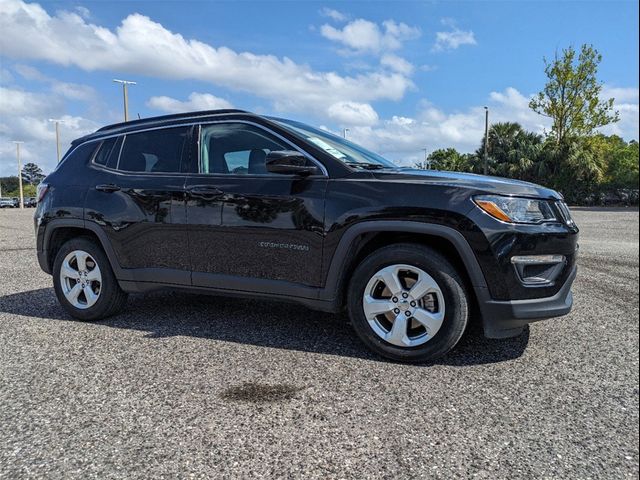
xmin=272 ymin=118 xmax=397 ymax=170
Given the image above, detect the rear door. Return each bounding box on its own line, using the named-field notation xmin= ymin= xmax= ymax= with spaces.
xmin=84 ymin=126 xmax=192 ymax=285
xmin=185 ymin=121 xmax=327 ymax=291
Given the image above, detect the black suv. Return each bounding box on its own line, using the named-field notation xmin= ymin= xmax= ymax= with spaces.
xmin=35 ymin=110 xmax=578 ymax=362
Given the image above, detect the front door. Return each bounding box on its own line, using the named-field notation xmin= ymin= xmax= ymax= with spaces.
xmin=185 ymin=122 xmax=327 ymax=292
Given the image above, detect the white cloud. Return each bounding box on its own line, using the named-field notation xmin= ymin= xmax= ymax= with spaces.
xmin=14 ymin=64 xmax=48 ymax=81
xmin=380 ymin=54 xmax=414 ymax=75
xmin=602 ymin=86 xmax=639 ymax=103
xmin=0 ymin=86 xmax=60 ymax=117
xmin=342 ymin=86 xmax=638 ymax=166
xmin=0 ymin=86 xmax=98 ymax=176
xmin=320 ymin=7 xmax=347 ymax=22
xmin=340 ymin=88 xmax=548 ymax=165
xmin=0 ymin=68 xmax=13 ymax=84
xmin=51 ymin=82 xmax=96 ymax=102
xmin=147 ymin=92 xmax=234 ymax=113
xmin=0 ymin=0 xmax=413 ymax=114
xmin=320 ymin=18 xmax=420 ymax=55
xmin=326 ymin=101 xmax=379 ymax=126
xmin=599 ymin=86 xmax=639 ymax=139
xmin=13 ymin=64 xmax=97 ymax=102
xmin=75 ymin=5 xmax=90 ymax=19
xmin=432 ymin=19 xmax=476 ymax=52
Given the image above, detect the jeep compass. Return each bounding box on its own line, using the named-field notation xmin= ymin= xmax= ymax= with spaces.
xmin=34 ymin=110 xmax=579 ymax=362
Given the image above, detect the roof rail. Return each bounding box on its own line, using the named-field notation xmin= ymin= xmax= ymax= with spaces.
xmin=95 ymin=109 xmax=250 ymax=133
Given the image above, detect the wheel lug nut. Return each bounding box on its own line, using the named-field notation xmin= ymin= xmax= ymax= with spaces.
xmin=405 ymin=311 xmax=411 ymax=316
xmin=393 ymin=308 xmax=400 ymax=314
xmin=410 ymin=301 xmax=416 ymax=307
xmin=402 ymin=293 xmax=408 ymax=298
xmin=392 ymin=297 xmax=398 ymax=303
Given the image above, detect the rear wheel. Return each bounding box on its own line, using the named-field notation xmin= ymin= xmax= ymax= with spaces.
xmin=52 ymin=237 xmax=128 ymax=320
xmin=347 ymin=243 xmax=469 ymax=362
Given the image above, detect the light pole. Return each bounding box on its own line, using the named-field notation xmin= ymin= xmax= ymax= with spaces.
xmin=422 ymin=148 xmax=430 ymax=169
xmin=342 ymin=128 xmax=350 ymax=139
xmin=48 ymin=118 xmax=65 ymax=162
xmin=483 ymin=106 xmax=489 ymax=175
xmin=13 ymin=141 xmax=24 ymax=209
xmin=113 ymin=79 xmax=137 ymax=122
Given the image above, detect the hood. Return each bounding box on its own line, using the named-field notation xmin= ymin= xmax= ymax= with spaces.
xmin=371 ymin=168 xmax=562 ymax=199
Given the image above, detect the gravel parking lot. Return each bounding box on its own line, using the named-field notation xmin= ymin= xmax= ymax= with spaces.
xmin=1 ymin=207 xmax=638 ymax=479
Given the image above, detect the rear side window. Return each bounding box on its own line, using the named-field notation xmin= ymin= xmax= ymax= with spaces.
xmin=93 ymin=137 xmax=122 ymax=169
xmin=61 ymin=142 xmax=98 ymax=167
xmin=118 ymin=127 xmax=189 ymax=173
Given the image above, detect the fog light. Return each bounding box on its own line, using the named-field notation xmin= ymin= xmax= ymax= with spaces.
xmin=511 ymin=255 xmax=566 ymax=286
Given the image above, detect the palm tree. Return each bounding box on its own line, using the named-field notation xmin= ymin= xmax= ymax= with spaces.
xmin=477 ymin=122 xmax=543 ymax=180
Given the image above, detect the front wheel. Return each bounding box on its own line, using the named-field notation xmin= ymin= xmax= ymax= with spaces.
xmin=52 ymin=237 xmax=128 ymax=321
xmin=347 ymin=243 xmax=469 ymax=363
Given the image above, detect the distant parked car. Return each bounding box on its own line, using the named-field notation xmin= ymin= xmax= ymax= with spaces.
xmin=0 ymin=197 xmax=15 ymax=208
xmin=25 ymin=197 xmax=37 ymax=208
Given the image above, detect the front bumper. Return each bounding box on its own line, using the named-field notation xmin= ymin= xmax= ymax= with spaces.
xmin=478 ymin=265 xmax=577 ymax=338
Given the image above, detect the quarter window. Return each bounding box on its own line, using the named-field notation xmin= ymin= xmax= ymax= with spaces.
xmin=200 ymin=123 xmax=305 ymax=175
xmin=93 ymin=136 xmax=122 ymax=169
xmin=118 ymin=127 xmax=189 ymax=173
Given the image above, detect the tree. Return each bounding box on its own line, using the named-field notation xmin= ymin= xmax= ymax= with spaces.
xmin=0 ymin=176 xmax=20 ymax=194
xmin=529 ymin=44 xmax=619 ymax=144
xmin=475 ymin=122 xmax=543 ymax=180
xmin=587 ymin=135 xmax=639 ymax=189
xmin=414 ymin=148 xmax=477 ymax=172
xmin=21 ymin=163 xmax=45 ymax=185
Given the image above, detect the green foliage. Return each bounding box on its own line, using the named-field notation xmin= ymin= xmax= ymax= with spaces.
xmin=529 ymin=44 xmax=619 ymax=144
xmin=415 ymin=44 xmax=636 ymax=205
xmin=0 ymin=176 xmax=19 ymax=194
xmin=415 ymin=148 xmax=477 ymax=172
xmin=476 ymin=122 xmax=544 ymax=181
xmin=416 ymin=123 xmax=638 ymax=205
xmin=0 ymin=175 xmax=38 ymax=198
xmin=21 ymin=162 xmax=45 ymax=185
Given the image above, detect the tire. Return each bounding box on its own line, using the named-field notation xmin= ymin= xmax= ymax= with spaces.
xmin=52 ymin=237 xmax=128 ymax=321
xmin=347 ymin=243 xmax=469 ymax=363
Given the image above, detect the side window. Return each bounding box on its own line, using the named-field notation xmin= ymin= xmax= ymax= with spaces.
xmin=61 ymin=142 xmax=98 ymax=166
xmin=118 ymin=127 xmax=189 ymax=173
xmin=200 ymin=123 xmax=301 ymax=175
xmin=93 ymin=136 xmax=122 ymax=169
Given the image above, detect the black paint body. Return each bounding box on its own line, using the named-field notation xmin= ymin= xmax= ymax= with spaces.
xmin=35 ymin=110 xmax=579 ymax=339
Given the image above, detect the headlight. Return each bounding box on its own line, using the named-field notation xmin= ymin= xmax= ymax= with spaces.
xmin=474 ymin=195 xmax=558 ymax=224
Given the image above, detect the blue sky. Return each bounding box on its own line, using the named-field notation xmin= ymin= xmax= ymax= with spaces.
xmin=0 ymin=0 xmax=638 ymax=176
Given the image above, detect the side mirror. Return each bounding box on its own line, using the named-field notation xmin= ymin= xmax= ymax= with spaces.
xmin=265 ymin=150 xmax=319 ymax=176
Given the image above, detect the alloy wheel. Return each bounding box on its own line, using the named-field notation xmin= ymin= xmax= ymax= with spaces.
xmin=362 ymin=263 xmax=445 ymax=347
xmin=59 ymin=250 xmax=102 ymax=309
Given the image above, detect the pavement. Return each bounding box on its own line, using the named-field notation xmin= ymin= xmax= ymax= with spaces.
xmin=0 ymin=207 xmax=638 ymax=479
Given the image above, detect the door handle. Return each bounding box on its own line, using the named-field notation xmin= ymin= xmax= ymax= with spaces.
xmin=95 ymin=184 xmax=121 ymax=193
xmin=187 ymin=186 xmax=223 ymax=197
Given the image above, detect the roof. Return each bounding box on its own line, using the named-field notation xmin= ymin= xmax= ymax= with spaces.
xmin=95 ymin=109 xmax=250 ymax=133
xmin=74 ymin=109 xmax=253 ymax=145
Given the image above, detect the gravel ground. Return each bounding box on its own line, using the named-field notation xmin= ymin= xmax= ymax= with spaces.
xmin=0 ymin=207 xmax=638 ymax=479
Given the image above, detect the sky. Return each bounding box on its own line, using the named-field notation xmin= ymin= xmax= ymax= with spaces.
xmin=0 ymin=0 xmax=638 ymax=177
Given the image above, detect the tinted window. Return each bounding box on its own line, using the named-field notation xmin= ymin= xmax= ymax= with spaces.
xmin=61 ymin=142 xmax=98 ymax=167
xmin=200 ymin=123 xmax=301 ymax=175
xmin=93 ymin=138 xmax=115 ymax=166
xmin=93 ymin=136 xmax=122 ymax=169
xmin=118 ymin=127 xmax=189 ymax=173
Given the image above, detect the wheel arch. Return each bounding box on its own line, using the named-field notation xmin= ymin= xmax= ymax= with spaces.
xmin=322 ymin=221 xmax=488 ymax=310
xmin=42 ymin=219 xmax=123 ymax=277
